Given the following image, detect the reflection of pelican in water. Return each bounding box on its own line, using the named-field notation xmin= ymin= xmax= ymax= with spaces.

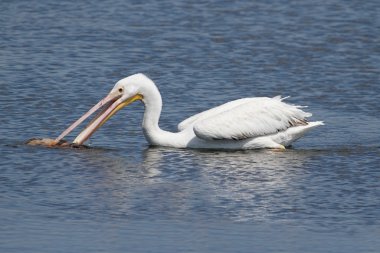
xmin=76 ymin=147 xmax=323 ymax=221
xmin=137 ymin=148 xmax=324 ymax=221
xmin=56 ymin=73 xmax=323 ymax=150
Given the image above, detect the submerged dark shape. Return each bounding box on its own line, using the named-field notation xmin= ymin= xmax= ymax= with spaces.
xmin=25 ymin=138 xmax=90 ymax=149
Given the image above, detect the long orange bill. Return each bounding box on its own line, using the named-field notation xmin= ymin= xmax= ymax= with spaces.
xmin=72 ymin=94 xmax=143 ymax=145
xmin=54 ymin=91 xmax=121 ymax=144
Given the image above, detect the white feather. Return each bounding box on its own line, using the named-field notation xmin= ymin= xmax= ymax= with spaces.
xmin=189 ymin=97 xmax=312 ymax=140
xmin=178 ymin=98 xmax=254 ymax=131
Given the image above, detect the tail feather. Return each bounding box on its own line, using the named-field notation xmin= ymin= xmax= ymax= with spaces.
xmin=307 ymin=121 xmax=324 ymax=128
xmin=279 ymin=121 xmax=324 ymax=147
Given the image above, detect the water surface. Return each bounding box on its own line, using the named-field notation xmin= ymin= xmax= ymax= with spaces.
xmin=1 ymin=1 xmax=379 ymax=252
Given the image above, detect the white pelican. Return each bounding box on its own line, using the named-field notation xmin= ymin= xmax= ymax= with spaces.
xmin=55 ymin=73 xmax=323 ymax=150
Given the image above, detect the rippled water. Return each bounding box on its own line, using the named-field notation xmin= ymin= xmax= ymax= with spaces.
xmin=1 ymin=1 xmax=379 ymax=252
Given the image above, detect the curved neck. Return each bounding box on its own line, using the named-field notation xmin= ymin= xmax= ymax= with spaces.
xmin=141 ymin=85 xmax=191 ymax=148
xmin=141 ymin=86 xmax=162 ymax=132
xmin=141 ymin=85 xmax=171 ymax=145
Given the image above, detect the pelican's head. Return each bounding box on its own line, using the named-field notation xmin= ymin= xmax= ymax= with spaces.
xmin=71 ymin=73 xmax=155 ymax=145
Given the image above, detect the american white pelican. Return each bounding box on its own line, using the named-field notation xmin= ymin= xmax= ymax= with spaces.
xmin=55 ymin=73 xmax=323 ymax=150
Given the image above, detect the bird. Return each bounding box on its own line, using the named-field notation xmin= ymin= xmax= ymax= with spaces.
xmin=56 ymin=73 xmax=323 ymax=150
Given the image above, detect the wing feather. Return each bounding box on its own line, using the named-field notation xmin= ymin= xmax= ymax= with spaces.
xmin=192 ymin=97 xmax=312 ymax=140
xmin=177 ymin=98 xmax=255 ymax=131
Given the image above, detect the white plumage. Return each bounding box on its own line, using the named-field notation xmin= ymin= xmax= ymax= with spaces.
xmin=182 ymin=97 xmax=311 ymax=141
xmin=66 ymin=73 xmax=323 ymax=150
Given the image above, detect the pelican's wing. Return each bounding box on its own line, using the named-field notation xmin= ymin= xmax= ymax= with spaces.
xmin=178 ymin=98 xmax=254 ymax=131
xmin=192 ymin=96 xmax=312 ymax=140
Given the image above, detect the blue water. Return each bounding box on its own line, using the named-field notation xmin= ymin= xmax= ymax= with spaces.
xmin=1 ymin=1 xmax=379 ymax=252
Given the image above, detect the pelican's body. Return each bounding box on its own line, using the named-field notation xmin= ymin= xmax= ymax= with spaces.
xmin=140 ymin=94 xmax=322 ymax=150
xmin=58 ymin=74 xmax=323 ymax=150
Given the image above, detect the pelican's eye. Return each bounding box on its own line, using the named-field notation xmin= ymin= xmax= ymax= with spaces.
xmin=118 ymin=87 xmax=123 ymax=93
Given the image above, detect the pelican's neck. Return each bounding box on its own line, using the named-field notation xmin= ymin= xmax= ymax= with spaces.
xmin=141 ymin=86 xmax=162 ymax=134
xmin=141 ymin=85 xmax=189 ymax=147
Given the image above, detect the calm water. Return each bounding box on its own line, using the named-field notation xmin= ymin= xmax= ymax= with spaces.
xmin=1 ymin=0 xmax=379 ymax=252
